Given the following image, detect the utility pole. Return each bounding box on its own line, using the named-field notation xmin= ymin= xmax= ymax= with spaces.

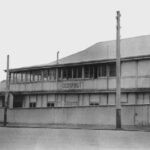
xmin=4 ymin=55 xmax=10 ymax=126
xmin=116 ymin=11 xmax=122 ymax=129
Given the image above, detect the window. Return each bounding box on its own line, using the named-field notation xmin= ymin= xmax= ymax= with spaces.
xmin=29 ymin=102 xmax=36 ymax=108
xmin=90 ymin=102 xmax=99 ymax=106
xmin=33 ymin=70 xmax=42 ymax=81
xmin=89 ymin=66 xmax=94 ymax=78
xmin=109 ymin=63 xmax=116 ymax=76
xmin=26 ymin=72 xmax=31 ymax=82
xmin=93 ymin=65 xmax=98 ymax=79
xmin=73 ymin=67 xmax=77 ymax=78
xmin=65 ymin=95 xmax=78 ymax=107
xmin=43 ymin=69 xmax=49 ymax=81
xmin=16 ymin=73 xmax=22 ymax=83
xmin=72 ymin=67 xmax=82 ymax=79
xmin=30 ymin=71 xmax=34 ymax=82
xmin=22 ymin=73 xmax=26 ymax=82
xmin=47 ymin=102 xmax=55 ymax=107
xmin=67 ymin=67 xmax=72 ymax=79
xmin=89 ymin=95 xmax=100 ymax=106
xmin=49 ymin=69 xmax=56 ymax=80
xmin=13 ymin=95 xmax=23 ymax=108
xmin=58 ymin=68 xmax=62 ymax=79
xmin=77 ymin=66 xmax=82 ymax=78
xmin=61 ymin=66 xmax=82 ymax=80
xmin=62 ymin=68 xmax=67 ymax=79
xmin=29 ymin=95 xmax=37 ymax=108
xmin=98 ymin=64 xmax=107 ymax=77
xmin=84 ymin=66 xmax=90 ymax=78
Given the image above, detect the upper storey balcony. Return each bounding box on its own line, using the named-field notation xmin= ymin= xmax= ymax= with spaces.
xmin=7 ymin=59 xmax=150 ymax=93
xmin=1 ymin=34 xmax=150 ymax=93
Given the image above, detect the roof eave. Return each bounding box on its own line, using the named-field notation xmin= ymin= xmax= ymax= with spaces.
xmin=7 ymin=54 xmax=150 ymax=73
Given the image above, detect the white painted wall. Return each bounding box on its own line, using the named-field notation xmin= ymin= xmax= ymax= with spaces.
xmin=42 ymin=95 xmax=47 ymax=107
xmin=36 ymin=95 xmax=42 ymax=108
xmin=121 ymin=61 xmax=137 ymax=77
xmin=4 ymin=105 xmax=150 ymax=126
xmin=7 ymin=107 xmax=116 ymax=125
xmin=108 ymin=94 xmax=116 ymax=105
xmin=82 ymin=94 xmax=89 ymax=106
xmin=128 ymin=94 xmax=136 ymax=105
xmin=138 ymin=60 xmax=150 ymax=76
xmin=100 ymin=94 xmax=108 ymax=105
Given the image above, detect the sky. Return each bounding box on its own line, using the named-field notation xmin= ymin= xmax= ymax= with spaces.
xmin=0 ymin=0 xmax=150 ymax=81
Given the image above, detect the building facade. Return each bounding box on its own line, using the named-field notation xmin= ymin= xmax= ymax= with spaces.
xmin=1 ymin=35 xmax=150 ymax=127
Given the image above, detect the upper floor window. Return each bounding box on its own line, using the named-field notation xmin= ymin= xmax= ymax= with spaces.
xmin=16 ymin=73 xmax=22 ymax=83
xmin=10 ymin=62 xmax=116 ymax=84
xmin=98 ymin=64 xmax=107 ymax=77
xmin=84 ymin=65 xmax=90 ymax=78
xmin=109 ymin=63 xmax=116 ymax=77
xmin=72 ymin=66 xmax=82 ymax=78
xmin=43 ymin=69 xmax=49 ymax=81
xmin=67 ymin=67 xmax=72 ymax=79
xmin=34 ymin=70 xmax=42 ymax=81
xmin=26 ymin=72 xmax=31 ymax=82
xmin=49 ymin=69 xmax=56 ymax=81
xmin=58 ymin=68 xmax=62 ymax=79
xmin=62 ymin=68 xmax=68 ymax=79
xmin=61 ymin=66 xmax=82 ymax=80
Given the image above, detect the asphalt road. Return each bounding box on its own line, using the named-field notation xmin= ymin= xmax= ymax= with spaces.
xmin=0 ymin=127 xmax=149 ymax=150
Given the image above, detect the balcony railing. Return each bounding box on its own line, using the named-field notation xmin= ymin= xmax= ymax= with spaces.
xmin=7 ymin=76 xmax=150 ymax=92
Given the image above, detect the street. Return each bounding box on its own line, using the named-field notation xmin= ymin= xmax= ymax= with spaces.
xmin=0 ymin=127 xmax=149 ymax=150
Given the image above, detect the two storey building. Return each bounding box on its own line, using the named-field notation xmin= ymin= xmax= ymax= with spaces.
xmin=1 ymin=35 xmax=150 ymax=127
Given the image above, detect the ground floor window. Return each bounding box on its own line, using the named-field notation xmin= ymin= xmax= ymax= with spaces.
xmin=89 ymin=102 xmax=99 ymax=106
xmin=29 ymin=102 xmax=36 ymax=108
xmin=29 ymin=95 xmax=37 ymax=108
xmin=11 ymin=92 xmax=150 ymax=109
xmin=65 ymin=95 xmax=79 ymax=107
xmin=47 ymin=102 xmax=55 ymax=107
xmin=13 ymin=95 xmax=24 ymax=108
xmin=89 ymin=95 xmax=100 ymax=106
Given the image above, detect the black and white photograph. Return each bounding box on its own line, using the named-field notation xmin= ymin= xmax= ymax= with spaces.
xmin=0 ymin=0 xmax=150 ymax=150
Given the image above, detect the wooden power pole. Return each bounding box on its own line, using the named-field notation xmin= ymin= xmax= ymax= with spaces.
xmin=116 ymin=11 xmax=122 ymax=129
xmin=4 ymin=55 xmax=10 ymax=126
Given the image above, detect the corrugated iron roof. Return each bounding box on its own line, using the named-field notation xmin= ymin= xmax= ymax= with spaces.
xmin=10 ymin=35 xmax=150 ymax=71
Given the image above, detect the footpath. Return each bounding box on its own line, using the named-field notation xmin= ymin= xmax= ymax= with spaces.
xmin=0 ymin=123 xmax=150 ymax=132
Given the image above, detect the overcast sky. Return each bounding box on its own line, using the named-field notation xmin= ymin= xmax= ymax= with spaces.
xmin=0 ymin=0 xmax=150 ymax=81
